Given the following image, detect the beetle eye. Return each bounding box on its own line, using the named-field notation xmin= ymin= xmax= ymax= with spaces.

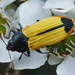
xmin=8 ymin=40 xmax=13 ymax=45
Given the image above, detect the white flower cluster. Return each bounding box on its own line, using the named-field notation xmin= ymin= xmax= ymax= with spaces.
xmin=0 ymin=0 xmax=75 ymax=75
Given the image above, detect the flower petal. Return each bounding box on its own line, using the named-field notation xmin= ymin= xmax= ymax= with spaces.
xmin=43 ymin=0 xmax=74 ymax=10
xmin=19 ymin=0 xmax=51 ymax=27
xmin=71 ymin=49 xmax=75 ymax=57
xmin=13 ymin=8 xmax=20 ymax=22
xmin=5 ymin=9 xmax=20 ymax=29
xmin=56 ymin=56 xmax=75 ymax=75
xmin=13 ymin=49 xmax=47 ymax=70
xmin=52 ymin=6 xmax=75 ymax=19
xmin=5 ymin=9 xmax=15 ymax=17
xmin=48 ymin=55 xmax=61 ymax=65
xmin=0 ymin=0 xmax=16 ymax=8
xmin=51 ymin=8 xmax=73 ymax=13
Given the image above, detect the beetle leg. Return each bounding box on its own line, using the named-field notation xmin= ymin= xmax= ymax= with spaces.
xmin=37 ymin=20 xmax=40 ymax=22
xmin=24 ymin=52 xmax=30 ymax=57
xmin=5 ymin=30 xmax=16 ymax=39
xmin=58 ymin=48 xmax=67 ymax=55
xmin=27 ymin=49 xmax=30 ymax=56
xmin=23 ymin=49 xmax=30 ymax=57
xmin=46 ymin=46 xmax=67 ymax=56
xmin=18 ymin=53 xmax=23 ymax=61
xmin=36 ymin=49 xmax=57 ymax=56
xmin=18 ymin=50 xmax=30 ymax=61
xmin=17 ymin=22 xmax=23 ymax=30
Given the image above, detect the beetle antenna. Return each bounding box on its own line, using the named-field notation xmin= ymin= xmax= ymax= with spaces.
xmin=17 ymin=22 xmax=23 ymax=30
xmin=0 ymin=37 xmax=11 ymax=59
xmin=0 ymin=37 xmax=7 ymax=45
xmin=8 ymin=51 xmax=11 ymax=59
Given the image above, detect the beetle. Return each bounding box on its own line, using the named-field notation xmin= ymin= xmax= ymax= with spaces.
xmin=6 ymin=16 xmax=75 ymax=60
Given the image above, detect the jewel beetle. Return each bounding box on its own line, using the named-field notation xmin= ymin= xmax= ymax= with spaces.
xmin=6 ymin=16 xmax=75 ymax=60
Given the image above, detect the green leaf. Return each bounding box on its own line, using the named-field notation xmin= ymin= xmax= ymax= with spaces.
xmin=0 ymin=25 xmax=6 ymax=36
xmin=0 ymin=15 xmax=7 ymax=24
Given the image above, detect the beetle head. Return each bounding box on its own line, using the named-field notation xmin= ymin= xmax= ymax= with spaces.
xmin=6 ymin=39 xmax=15 ymax=51
xmin=6 ymin=31 xmax=20 ymax=52
xmin=6 ymin=31 xmax=28 ymax=52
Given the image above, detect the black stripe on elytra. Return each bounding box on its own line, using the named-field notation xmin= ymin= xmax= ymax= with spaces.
xmin=61 ymin=18 xmax=74 ymax=33
xmin=36 ymin=18 xmax=74 ymax=35
xmin=37 ymin=24 xmax=65 ymax=35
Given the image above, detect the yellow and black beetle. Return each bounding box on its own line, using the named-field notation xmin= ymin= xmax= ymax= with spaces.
xmin=6 ymin=16 xmax=75 ymax=60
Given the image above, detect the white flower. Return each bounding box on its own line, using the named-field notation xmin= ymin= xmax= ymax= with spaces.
xmin=0 ymin=0 xmax=19 ymax=62
xmin=56 ymin=56 xmax=75 ymax=75
xmin=4 ymin=9 xmax=19 ymax=37
xmin=0 ymin=0 xmax=18 ymax=37
xmin=19 ymin=0 xmax=51 ymax=27
xmin=43 ymin=0 xmax=74 ymax=13
xmin=43 ymin=0 xmax=75 ymax=19
xmin=52 ymin=6 xmax=75 ymax=19
xmin=0 ymin=0 xmax=16 ymax=9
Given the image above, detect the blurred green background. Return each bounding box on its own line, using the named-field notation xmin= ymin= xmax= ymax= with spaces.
xmin=0 ymin=62 xmax=57 ymax=75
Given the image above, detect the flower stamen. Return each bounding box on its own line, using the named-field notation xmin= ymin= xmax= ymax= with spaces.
xmin=70 ymin=39 xmax=75 ymax=46
xmin=70 ymin=32 xmax=75 ymax=35
xmin=65 ymin=48 xmax=72 ymax=54
xmin=4 ymin=23 xmax=6 ymax=26
xmin=53 ymin=48 xmax=57 ymax=54
xmin=0 ymin=13 xmax=3 ymax=18
xmin=0 ymin=31 xmax=3 ymax=33
xmin=9 ymin=15 xmax=11 ymax=17
xmin=65 ymin=42 xmax=74 ymax=50
xmin=57 ymin=53 xmax=64 ymax=58
xmin=0 ymin=7 xmax=2 ymax=10
xmin=63 ymin=54 xmax=66 ymax=57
